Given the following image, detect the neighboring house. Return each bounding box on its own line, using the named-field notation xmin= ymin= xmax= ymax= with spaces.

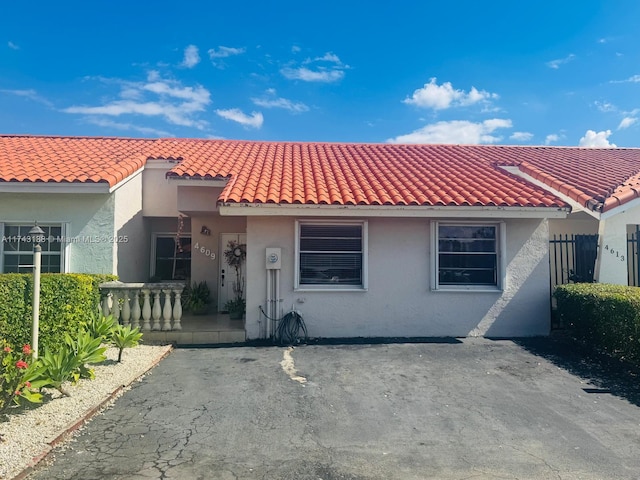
xmin=1 ymin=135 xmax=639 ymax=339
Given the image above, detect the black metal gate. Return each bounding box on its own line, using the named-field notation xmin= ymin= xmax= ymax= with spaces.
xmin=628 ymin=227 xmax=640 ymax=287
xmin=549 ymin=234 xmax=599 ymax=289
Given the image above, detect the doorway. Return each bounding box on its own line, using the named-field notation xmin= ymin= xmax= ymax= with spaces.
xmin=218 ymin=233 xmax=247 ymax=311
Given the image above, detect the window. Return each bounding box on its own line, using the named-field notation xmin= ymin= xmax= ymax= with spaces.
xmin=1 ymin=224 xmax=64 ymax=273
xmin=296 ymin=221 xmax=367 ymax=289
xmin=152 ymin=235 xmax=191 ymax=281
xmin=434 ymin=223 xmax=502 ymax=289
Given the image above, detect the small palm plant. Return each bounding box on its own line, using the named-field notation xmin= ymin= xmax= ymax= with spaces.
xmin=111 ymin=324 xmax=143 ymax=362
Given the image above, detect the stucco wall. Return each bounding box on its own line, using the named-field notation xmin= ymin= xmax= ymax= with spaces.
xmin=549 ymin=211 xmax=598 ymax=237
xmin=113 ymin=172 xmax=148 ymax=282
xmin=0 ymin=192 xmax=116 ymax=274
xmin=142 ymin=163 xmax=180 ymax=217
xmin=596 ymin=200 xmax=640 ymax=284
xmin=245 ymin=216 xmax=551 ymax=339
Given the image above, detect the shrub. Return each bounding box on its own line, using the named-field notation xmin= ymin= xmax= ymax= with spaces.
xmin=555 ymin=283 xmax=640 ymax=365
xmin=0 ymin=273 xmax=117 ymax=353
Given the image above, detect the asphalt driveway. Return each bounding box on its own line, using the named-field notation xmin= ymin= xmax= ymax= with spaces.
xmin=29 ymin=337 xmax=640 ymax=480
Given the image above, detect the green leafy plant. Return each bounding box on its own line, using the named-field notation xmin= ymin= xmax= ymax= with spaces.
xmin=0 ymin=342 xmax=47 ymax=413
xmin=111 ymin=324 xmax=143 ymax=362
xmin=38 ymin=344 xmax=79 ymax=396
xmin=84 ymin=314 xmax=117 ymax=344
xmin=184 ymin=281 xmax=210 ymax=314
xmin=65 ymin=330 xmax=107 ymax=380
xmin=224 ymin=297 xmax=245 ymax=319
xmin=38 ymin=329 xmax=108 ymax=396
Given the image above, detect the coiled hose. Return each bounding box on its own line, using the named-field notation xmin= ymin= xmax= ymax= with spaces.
xmin=259 ymin=306 xmax=308 ymax=345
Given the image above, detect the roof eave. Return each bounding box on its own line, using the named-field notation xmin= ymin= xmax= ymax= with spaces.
xmin=219 ymin=203 xmax=569 ymax=219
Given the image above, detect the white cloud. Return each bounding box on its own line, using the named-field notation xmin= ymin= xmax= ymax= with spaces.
xmin=546 ymin=54 xmax=576 ymax=69
xmin=403 ymin=78 xmax=498 ymax=110
xmin=387 ymin=118 xmax=512 ymax=144
xmin=510 ymin=131 xmax=534 ymax=142
xmin=545 ymin=134 xmax=560 ymax=145
xmin=281 ymin=67 xmax=344 ymax=83
xmin=208 ymin=46 xmax=245 ymax=58
xmin=0 ymin=88 xmax=53 ymax=107
xmin=610 ymin=74 xmax=640 ymax=84
xmin=181 ymin=45 xmax=200 ymax=68
xmin=7 ymin=41 xmax=19 ymax=50
xmin=63 ymin=72 xmax=211 ymax=129
xmin=578 ymin=129 xmax=616 ymax=148
xmin=291 ymin=45 xmax=301 ymax=53
xmin=86 ymin=118 xmax=172 ymax=137
xmin=618 ymin=117 xmax=638 ymax=130
xmin=215 ymin=108 xmax=263 ymax=129
xmin=281 ymin=51 xmax=347 ymax=83
xmin=595 ymin=101 xmax=616 ymax=112
xmin=251 ymin=90 xmax=309 ymax=113
xmin=314 ymin=52 xmax=341 ymax=63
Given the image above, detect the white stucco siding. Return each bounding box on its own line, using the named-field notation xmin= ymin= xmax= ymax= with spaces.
xmin=596 ymin=201 xmax=640 ymax=284
xmin=245 ymin=216 xmax=551 ymax=339
xmin=0 ymin=192 xmax=116 ymax=274
xmin=113 ymin=172 xmax=148 ymax=282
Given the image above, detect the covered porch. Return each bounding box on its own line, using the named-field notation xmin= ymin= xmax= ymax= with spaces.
xmin=99 ymin=281 xmax=246 ymax=345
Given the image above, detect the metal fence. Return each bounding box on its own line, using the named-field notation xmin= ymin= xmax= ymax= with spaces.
xmin=628 ymin=228 xmax=640 ymax=287
xmin=549 ymin=234 xmax=599 ymax=291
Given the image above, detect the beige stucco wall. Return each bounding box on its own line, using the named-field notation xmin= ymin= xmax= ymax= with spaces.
xmin=142 ymin=163 xmax=180 ymax=217
xmin=113 ymin=172 xmax=148 ymax=282
xmin=0 ymin=192 xmax=116 ymax=274
xmin=244 ymin=216 xmax=551 ymax=339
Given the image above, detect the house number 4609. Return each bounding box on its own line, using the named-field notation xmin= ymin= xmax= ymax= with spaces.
xmin=193 ymin=242 xmax=216 ymax=260
xmin=603 ymin=244 xmax=625 ymax=262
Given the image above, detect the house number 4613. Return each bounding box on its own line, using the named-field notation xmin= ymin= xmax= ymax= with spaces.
xmin=603 ymin=244 xmax=625 ymax=262
xmin=193 ymin=242 xmax=216 ymax=260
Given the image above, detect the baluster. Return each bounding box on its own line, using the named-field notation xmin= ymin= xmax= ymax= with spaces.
xmin=162 ymin=289 xmax=173 ymax=330
xmin=141 ymin=289 xmax=152 ymax=331
xmin=131 ymin=290 xmax=141 ymax=329
xmin=121 ymin=289 xmax=131 ymax=326
xmin=111 ymin=291 xmax=121 ymax=324
xmin=172 ymin=288 xmax=183 ymax=331
xmin=102 ymin=291 xmax=111 ymax=318
xmin=151 ymin=289 xmax=162 ymax=330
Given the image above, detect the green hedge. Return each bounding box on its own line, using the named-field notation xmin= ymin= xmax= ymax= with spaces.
xmin=0 ymin=273 xmax=117 ymax=352
xmin=554 ymin=283 xmax=640 ymax=365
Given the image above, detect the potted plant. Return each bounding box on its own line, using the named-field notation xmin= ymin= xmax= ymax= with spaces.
xmin=184 ymin=280 xmax=211 ymax=315
xmin=223 ymin=240 xmax=246 ymax=319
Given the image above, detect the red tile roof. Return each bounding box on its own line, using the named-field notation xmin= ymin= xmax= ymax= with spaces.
xmin=1 ymin=135 xmax=639 ymax=212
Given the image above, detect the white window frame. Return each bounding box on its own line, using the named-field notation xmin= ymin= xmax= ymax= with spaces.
xmin=149 ymin=232 xmax=192 ymax=281
xmin=295 ymin=219 xmax=368 ymax=291
xmin=0 ymin=221 xmax=68 ymax=273
xmin=430 ymin=220 xmax=506 ymax=292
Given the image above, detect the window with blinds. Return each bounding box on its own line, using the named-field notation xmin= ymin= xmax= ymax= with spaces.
xmin=437 ymin=224 xmax=498 ymax=286
xmin=298 ymin=223 xmax=364 ymax=287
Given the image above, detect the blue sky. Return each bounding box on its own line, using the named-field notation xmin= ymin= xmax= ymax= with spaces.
xmin=2 ymin=1 xmax=640 ymax=147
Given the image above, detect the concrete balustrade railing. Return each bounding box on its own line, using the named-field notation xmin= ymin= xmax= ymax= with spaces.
xmin=99 ymin=281 xmax=186 ymax=331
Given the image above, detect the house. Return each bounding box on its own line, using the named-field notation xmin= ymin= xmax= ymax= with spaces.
xmin=1 ymin=135 xmax=639 ymax=341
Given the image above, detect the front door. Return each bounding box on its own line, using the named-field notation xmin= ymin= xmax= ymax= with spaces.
xmin=218 ymin=233 xmax=247 ymax=311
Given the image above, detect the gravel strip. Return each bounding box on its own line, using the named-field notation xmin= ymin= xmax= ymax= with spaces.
xmin=0 ymin=343 xmax=173 ymax=480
